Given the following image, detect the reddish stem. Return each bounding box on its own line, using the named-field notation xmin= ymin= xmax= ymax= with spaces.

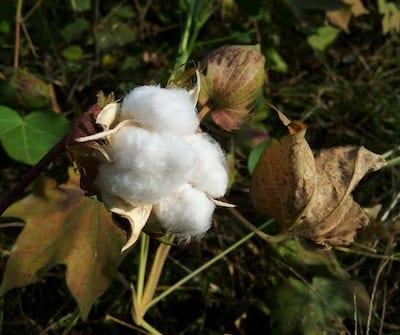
xmin=0 ymin=135 xmax=67 ymax=216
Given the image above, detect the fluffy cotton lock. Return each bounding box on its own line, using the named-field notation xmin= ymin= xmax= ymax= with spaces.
xmin=186 ymin=133 xmax=228 ymax=198
xmin=153 ymin=184 xmax=216 ymax=240
xmin=95 ymin=126 xmax=197 ymax=206
xmin=120 ymin=86 xmax=200 ymax=136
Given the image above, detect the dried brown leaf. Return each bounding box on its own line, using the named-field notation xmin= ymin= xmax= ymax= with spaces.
xmin=0 ymin=169 xmax=125 ymax=319
xmin=251 ymin=121 xmax=386 ymax=246
xmin=250 ymin=122 xmax=315 ymax=228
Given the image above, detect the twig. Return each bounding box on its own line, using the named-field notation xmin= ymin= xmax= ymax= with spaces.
xmin=228 ymin=207 xmax=288 ymax=244
xmin=0 ymin=135 xmax=67 ymax=216
xmin=14 ymin=0 xmax=23 ymax=68
xmin=105 ymin=315 xmax=148 ymax=334
xmin=366 ymin=258 xmax=390 ymax=335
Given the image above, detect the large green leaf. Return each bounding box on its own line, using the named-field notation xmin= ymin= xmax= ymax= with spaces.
xmin=271 ymin=277 xmax=370 ymax=334
xmin=0 ymin=171 xmax=125 ymax=319
xmin=0 ymin=107 xmax=69 ymax=165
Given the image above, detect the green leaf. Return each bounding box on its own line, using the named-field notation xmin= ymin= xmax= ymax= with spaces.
xmin=275 ymin=239 xmax=349 ymax=279
xmin=0 ymin=20 xmax=10 ymax=34
xmin=61 ymin=18 xmax=90 ymax=42
xmin=62 ymin=45 xmax=84 ymax=60
xmin=72 ymin=0 xmax=91 ymax=12
xmin=0 ymin=105 xmax=21 ymax=134
xmin=248 ymin=140 xmax=271 ymax=174
xmin=307 ymin=25 xmax=340 ymax=52
xmin=0 ymin=171 xmax=125 ymax=319
xmin=271 ymin=277 xmax=370 ymax=334
xmin=0 ymin=108 xmax=69 ymax=165
xmin=96 ymin=6 xmax=136 ymax=50
xmin=266 ymin=47 xmax=289 ymax=73
xmin=378 ymin=0 xmax=400 ymax=34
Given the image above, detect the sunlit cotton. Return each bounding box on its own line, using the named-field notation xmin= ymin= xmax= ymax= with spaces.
xmin=120 ymin=85 xmax=200 ymax=136
xmin=94 ymin=85 xmax=229 ymax=241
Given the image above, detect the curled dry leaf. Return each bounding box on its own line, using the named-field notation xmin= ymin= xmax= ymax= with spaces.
xmin=250 ymin=117 xmax=386 ymax=246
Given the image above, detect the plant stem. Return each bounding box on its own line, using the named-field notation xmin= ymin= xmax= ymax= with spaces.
xmin=383 ymin=155 xmax=400 ymax=168
xmin=141 ymin=320 xmax=163 ymax=335
xmin=137 ymin=233 xmax=150 ymax=303
xmin=142 ymin=240 xmax=172 ymax=306
xmin=0 ymin=135 xmax=67 ymax=216
xmin=14 ymin=0 xmax=23 ymax=68
xmin=228 ymin=207 xmax=288 ymax=243
xmin=146 ymin=219 xmax=274 ymax=309
xmin=175 ymin=0 xmax=197 ymax=68
xmin=174 ymin=0 xmax=214 ymax=68
xmin=382 ymin=145 xmax=400 ymax=159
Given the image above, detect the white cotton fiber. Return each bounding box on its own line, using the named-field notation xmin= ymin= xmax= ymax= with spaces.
xmin=120 ymin=86 xmax=199 ymax=136
xmin=95 ymin=126 xmax=196 ymax=205
xmin=153 ymin=184 xmax=216 ymax=239
xmin=186 ymin=133 xmax=228 ymax=198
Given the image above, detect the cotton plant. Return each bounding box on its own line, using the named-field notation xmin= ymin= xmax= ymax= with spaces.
xmin=73 ymin=75 xmax=231 ymax=251
xmin=0 ymin=44 xmax=267 ymax=330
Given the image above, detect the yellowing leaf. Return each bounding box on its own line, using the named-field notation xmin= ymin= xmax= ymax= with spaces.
xmin=344 ymin=0 xmax=369 ymax=16
xmin=327 ymin=0 xmax=369 ymax=32
xmin=327 ymin=8 xmax=352 ymax=32
xmin=0 ymin=169 xmax=125 ymax=319
xmin=250 ymin=117 xmax=386 ymax=246
xmin=378 ymin=0 xmax=400 ymax=34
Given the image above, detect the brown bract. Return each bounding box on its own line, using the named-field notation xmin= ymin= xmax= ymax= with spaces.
xmin=66 ymin=92 xmax=115 ymax=196
xmin=250 ymin=119 xmax=386 ymax=246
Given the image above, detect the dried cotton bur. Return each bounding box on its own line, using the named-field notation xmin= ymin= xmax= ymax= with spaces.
xmin=68 ymin=77 xmax=230 ymax=252
xmin=250 ymin=112 xmax=386 ymax=247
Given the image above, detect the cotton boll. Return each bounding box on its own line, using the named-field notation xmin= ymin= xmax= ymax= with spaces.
xmin=120 ymin=86 xmax=199 ymax=136
xmin=95 ymin=126 xmax=196 ymax=205
xmin=154 ymin=184 xmax=216 ymax=239
xmin=186 ymin=133 xmax=228 ymax=198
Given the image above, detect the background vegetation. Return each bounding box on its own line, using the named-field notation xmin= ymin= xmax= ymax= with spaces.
xmin=1 ymin=0 xmax=400 ymax=334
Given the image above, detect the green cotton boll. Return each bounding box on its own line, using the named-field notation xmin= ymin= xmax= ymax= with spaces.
xmin=0 ymin=68 xmax=51 ymax=110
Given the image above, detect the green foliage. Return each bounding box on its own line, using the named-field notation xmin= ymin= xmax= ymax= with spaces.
xmin=61 ymin=18 xmax=90 ymax=42
xmin=96 ymin=6 xmax=136 ymax=50
xmin=378 ymin=0 xmax=400 ymax=33
xmin=271 ymin=277 xmax=369 ymax=334
xmin=0 ymin=107 xmax=69 ymax=165
xmin=307 ymin=25 xmax=340 ymax=52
